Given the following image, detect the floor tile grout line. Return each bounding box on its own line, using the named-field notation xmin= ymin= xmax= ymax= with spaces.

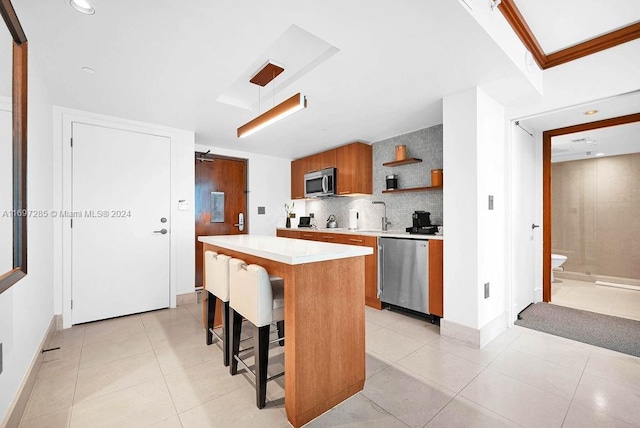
xmin=19 ymin=328 xmax=86 ymax=425
xmin=66 ymin=326 xmax=86 ymax=425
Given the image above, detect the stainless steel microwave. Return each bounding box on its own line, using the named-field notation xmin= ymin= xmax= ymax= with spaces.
xmin=304 ymin=167 xmax=336 ymax=198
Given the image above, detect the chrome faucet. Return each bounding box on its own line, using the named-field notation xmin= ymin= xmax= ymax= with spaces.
xmin=372 ymin=201 xmax=392 ymax=231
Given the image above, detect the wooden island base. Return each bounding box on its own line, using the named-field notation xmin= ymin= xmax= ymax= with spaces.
xmin=202 ymin=243 xmax=366 ymax=427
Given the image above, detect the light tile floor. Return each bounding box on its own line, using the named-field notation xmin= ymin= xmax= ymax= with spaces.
xmin=552 ymin=278 xmax=640 ymax=321
xmin=19 ymin=305 xmax=640 ymax=427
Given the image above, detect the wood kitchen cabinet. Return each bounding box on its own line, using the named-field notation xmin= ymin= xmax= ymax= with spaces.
xmin=341 ymin=234 xmax=380 ymax=309
xmin=336 ymin=142 xmax=372 ymax=196
xmin=428 ymin=239 xmax=443 ymax=317
xmin=290 ymin=142 xmax=372 ymax=199
xmin=307 ymin=149 xmax=336 ymax=173
xmin=290 ymin=158 xmax=307 ymax=199
xmin=277 ymin=229 xmax=381 ymax=309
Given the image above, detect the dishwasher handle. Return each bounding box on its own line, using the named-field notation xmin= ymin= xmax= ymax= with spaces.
xmin=378 ymin=243 xmax=383 ymax=298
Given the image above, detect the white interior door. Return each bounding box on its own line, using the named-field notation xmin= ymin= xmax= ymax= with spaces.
xmin=71 ymin=122 xmax=171 ymax=324
xmin=511 ymin=125 xmax=538 ymax=318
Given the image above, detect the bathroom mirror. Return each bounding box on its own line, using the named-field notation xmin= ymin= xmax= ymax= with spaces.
xmin=0 ymin=0 xmax=28 ymax=295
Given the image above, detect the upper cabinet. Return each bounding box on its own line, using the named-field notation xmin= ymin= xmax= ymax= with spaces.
xmin=291 ymin=142 xmax=372 ymax=199
xmin=290 ymin=158 xmax=307 ymax=199
xmin=336 ymin=142 xmax=372 ymax=196
xmin=308 ymin=149 xmax=336 ymax=173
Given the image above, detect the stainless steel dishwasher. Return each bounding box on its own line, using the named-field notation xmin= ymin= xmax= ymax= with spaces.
xmin=379 ymin=237 xmax=429 ymax=313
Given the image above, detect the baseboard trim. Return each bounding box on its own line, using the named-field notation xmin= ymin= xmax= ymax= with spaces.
xmin=440 ymin=319 xmax=481 ymax=348
xmin=479 ymin=312 xmax=507 ymax=348
xmin=440 ymin=312 xmax=507 ymax=349
xmin=1 ymin=315 xmax=59 ymax=428
xmin=176 ymin=290 xmax=200 ymax=306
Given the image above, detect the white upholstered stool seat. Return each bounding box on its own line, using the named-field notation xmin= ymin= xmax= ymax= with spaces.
xmin=204 ymin=250 xmax=232 ymax=366
xmin=228 ymin=258 xmax=285 ymax=409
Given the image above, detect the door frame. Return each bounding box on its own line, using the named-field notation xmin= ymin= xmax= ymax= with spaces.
xmin=194 ymin=151 xmax=249 ymax=289
xmin=542 ymin=112 xmax=640 ymax=301
xmin=55 ymin=108 xmax=185 ymax=328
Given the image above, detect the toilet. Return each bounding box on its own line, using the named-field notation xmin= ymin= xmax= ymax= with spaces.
xmin=551 ymin=254 xmax=567 ymax=283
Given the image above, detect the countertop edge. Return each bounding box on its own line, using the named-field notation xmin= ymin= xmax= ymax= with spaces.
xmin=198 ymin=235 xmax=373 ymax=265
xmin=277 ymin=228 xmax=444 ymax=241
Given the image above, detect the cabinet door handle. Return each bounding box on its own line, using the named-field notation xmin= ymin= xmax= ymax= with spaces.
xmin=302 ymin=234 xmax=313 ymax=238
xmin=338 ymin=191 xmax=351 ymax=194
xmin=349 ymin=238 xmax=363 ymax=243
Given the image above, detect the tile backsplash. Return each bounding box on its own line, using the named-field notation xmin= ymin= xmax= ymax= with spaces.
xmin=306 ymin=124 xmax=443 ymax=230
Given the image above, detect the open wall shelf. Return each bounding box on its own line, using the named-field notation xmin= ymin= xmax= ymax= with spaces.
xmin=382 ymin=158 xmax=422 ymax=167
xmin=382 ymin=185 xmax=443 ymax=194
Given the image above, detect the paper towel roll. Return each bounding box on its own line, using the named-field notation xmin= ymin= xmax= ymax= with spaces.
xmin=348 ymin=209 xmax=358 ymax=230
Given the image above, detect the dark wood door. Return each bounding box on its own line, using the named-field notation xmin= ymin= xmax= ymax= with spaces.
xmin=195 ymin=154 xmax=247 ymax=288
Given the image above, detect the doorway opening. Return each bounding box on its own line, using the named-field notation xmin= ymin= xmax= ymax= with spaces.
xmin=543 ymin=113 xmax=640 ymax=320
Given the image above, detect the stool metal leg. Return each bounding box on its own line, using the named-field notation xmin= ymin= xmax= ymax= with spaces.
xmin=230 ymin=308 xmax=243 ymax=375
xmin=255 ymin=324 xmax=270 ymax=409
xmin=222 ymin=301 xmax=231 ymax=367
xmin=206 ymin=291 xmax=216 ymax=345
xmin=276 ymin=320 xmax=285 ymax=347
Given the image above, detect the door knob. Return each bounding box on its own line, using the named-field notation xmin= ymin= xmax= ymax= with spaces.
xmin=532 ymin=224 xmax=540 ymax=230
xmin=154 ymin=228 xmax=168 ymax=235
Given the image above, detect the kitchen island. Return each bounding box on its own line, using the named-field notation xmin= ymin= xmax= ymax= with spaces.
xmin=198 ymin=235 xmax=373 ymax=427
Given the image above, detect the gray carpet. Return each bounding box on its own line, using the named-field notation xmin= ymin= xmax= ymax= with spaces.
xmin=515 ymin=303 xmax=640 ymax=358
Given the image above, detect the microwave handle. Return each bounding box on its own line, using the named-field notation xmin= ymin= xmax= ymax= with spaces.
xmin=322 ymin=175 xmax=328 ymax=193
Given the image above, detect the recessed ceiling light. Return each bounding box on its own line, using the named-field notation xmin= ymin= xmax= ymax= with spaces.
xmin=81 ymin=66 xmax=96 ymax=74
xmin=584 ymin=109 xmax=599 ymax=116
xmin=69 ymin=0 xmax=95 ymax=15
xmin=595 ymin=152 xmax=605 ymax=156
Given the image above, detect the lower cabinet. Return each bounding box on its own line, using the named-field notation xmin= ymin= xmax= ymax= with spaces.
xmin=428 ymin=239 xmax=443 ymax=317
xmin=277 ymin=229 xmax=381 ymax=309
xmin=277 ymin=230 xmax=444 ymax=316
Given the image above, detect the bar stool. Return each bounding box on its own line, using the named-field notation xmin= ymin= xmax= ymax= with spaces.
xmin=204 ymin=251 xmax=232 ymax=366
xmin=228 ymin=258 xmax=285 ymax=409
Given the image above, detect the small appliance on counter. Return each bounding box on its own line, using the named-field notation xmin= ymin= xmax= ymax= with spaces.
xmin=298 ymin=216 xmax=312 ymax=227
xmin=406 ymin=211 xmax=438 ymax=235
xmin=386 ymin=174 xmax=398 ymax=190
xmin=348 ymin=209 xmax=358 ymax=230
xmin=326 ymin=214 xmax=338 ymax=228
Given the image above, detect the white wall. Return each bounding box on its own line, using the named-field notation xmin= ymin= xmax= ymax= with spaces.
xmin=476 ymin=89 xmax=507 ymax=330
xmin=194 ymin=143 xmax=298 ymax=235
xmin=442 ymin=87 xmax=507 ymax=346
xmin=0 ymin=54 xmax=54 ymax=423
xmin=52 ymin=109 xmax=195 ymax=323
xmin=442 ymin=89 xmax=479 ymax=327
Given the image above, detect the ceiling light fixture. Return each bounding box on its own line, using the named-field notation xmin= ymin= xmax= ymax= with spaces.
xmin=584 ymin=109 xmax=599 ymax=116
xmin=69 ymin=0 xmax=95 ymax=15
xmin=237 ymin=93 xmax=307 ymax=138
xmin=237 ymin=61 xmax=307 ymax=138
xmin=81 ymin=66 xmax=96 ymax=74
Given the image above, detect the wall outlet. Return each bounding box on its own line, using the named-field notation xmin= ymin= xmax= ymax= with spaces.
xmin=257 ymin=206 xmax=265 ymax=215
xmin=488 ymin=195 xmax=494 ymax=210
xmin=484 ymin=282 xmax=490 ymax=299
xmin=309 ymin=213 xmax=314 ymax=218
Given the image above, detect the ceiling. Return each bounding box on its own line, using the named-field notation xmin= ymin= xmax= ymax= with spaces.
xmin=513 ymin=0 xmax=640 ymax=54
xmin=10 ymin=0 xmax=536 ymax=159
xmin=551 ymin=121 xmax=640 ymax=163
xmin=517 ymin=90 xmax=640 ymax=163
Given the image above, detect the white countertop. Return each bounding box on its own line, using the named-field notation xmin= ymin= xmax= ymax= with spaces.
xmin=198 ymin=234 xmax=373 ymax=265
xmin=278 ymin=227 xmax=444 ymax=241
